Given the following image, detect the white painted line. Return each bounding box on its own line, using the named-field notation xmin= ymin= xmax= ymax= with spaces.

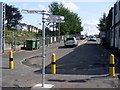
xmin=31 ymin=84 xmax=54 ymax=89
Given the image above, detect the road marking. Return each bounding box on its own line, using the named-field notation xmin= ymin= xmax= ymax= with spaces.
xmin=78 ymin=38 xmax=88 ymax=46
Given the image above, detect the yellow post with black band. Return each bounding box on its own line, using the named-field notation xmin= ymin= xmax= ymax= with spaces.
xmin=9 ymin=50 xmax=14 ymax=69
xmin=109 ymin=54 xmax=115 ymax=76
xmin=51 ymin=53 xmax=56 ymax=74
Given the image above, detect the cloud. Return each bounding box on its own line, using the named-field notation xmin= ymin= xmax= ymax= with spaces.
xmin=62 ymin=1 xmax=80 ymax=13
xmin=81 ymin=20 xmax=100 ymax=35
xmin=3 ymin=0 xmax=116 ymax=2
xmin=20 ymin=3 xmax=48 ymax=11
xmin=83 ymin=20 xmax=99 ymax=27
xmin=38 ymin=4 xmax=49 ymax=11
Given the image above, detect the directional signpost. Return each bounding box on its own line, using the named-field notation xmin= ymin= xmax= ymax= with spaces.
xmin=22 ymin=9 xmax=65 ymax=89
xmin=22 ymin=10 xmax=55 ymax=89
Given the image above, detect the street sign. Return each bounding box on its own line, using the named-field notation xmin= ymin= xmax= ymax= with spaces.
xmin=46 ymin=15 xmax=65 ymax=23
xmin=21 ymin=10 xmax=51 ymax=15
xmin=21 ymin=9 xmax=51 ymax=88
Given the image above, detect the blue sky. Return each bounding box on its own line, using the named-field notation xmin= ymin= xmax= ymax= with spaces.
xmin=3 ymin=0 xmax=117 ymax=35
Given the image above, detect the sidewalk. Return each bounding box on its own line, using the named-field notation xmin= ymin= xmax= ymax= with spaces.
xmin=2 ymin=41 xmax=65 ymax=87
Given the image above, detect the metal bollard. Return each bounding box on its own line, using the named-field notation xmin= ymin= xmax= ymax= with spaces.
xmin=9 ymin=50 xmax=14 ymax=69
xmin=109 ymin=54 xmax=115 ymax=76
xmin=51 ymin=53 xmax=56 ymax=74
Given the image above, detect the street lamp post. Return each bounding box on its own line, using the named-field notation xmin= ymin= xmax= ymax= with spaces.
xmin=57 ymin=20 xmax=65 ymax=43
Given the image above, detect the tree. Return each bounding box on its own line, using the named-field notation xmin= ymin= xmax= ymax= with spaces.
xmin=45 ymin=27 xmax=52 ymax=36
xmin=49 ymin=2 xmax=83 ymax=35
xmin=5 ymin=4 xmax=22 ymax=29
xmin=97 ymin=13 xmax=106 ymax=31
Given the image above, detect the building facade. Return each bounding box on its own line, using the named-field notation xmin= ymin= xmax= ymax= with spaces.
xmin=16 ymin=23 xmax=40 ymax=33
xmin=106 ymin=0 xmax=120 ymax=51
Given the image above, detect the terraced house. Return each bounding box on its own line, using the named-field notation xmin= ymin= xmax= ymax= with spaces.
xmin=16 ymin=23 xmax=40 ymax=33
xmin=106 ymin=0 xmax=120 ymax=53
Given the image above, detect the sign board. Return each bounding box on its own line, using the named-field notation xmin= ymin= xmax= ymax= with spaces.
xmin=100 ymin=31 xmax=106 ymax=38
xmin=46 ymin=15 xmax=64 ymax=23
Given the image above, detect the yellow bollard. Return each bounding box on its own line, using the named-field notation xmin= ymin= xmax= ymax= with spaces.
xmin=9 ymin=50 xmax=14 ymax=69
xmin=51 ymin=53 xmax=56 ymax=74
xmin=109 ymin=54 xmax=115 ymax=76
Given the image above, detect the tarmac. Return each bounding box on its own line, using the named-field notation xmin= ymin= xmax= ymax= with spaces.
xmin=1 ymin=41 xmax=120 ymax=89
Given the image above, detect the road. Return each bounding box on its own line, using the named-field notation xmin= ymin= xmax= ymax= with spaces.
xmin=1 ymin=38 xmax=120 ymax=88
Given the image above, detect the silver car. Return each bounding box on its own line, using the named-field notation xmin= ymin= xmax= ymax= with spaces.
xmin=64 ymin=37 xmax=78 ymax=47
xmin=90 ymin=36 xmax=97 ymax=41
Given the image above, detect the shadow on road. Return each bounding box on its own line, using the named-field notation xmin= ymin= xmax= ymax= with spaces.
xmin=34 ymin=41 xmax=120 ymax=75
xmin=0 ymin=67 xmax=9 ymax=69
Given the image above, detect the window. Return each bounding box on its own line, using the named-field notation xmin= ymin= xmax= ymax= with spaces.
xmin=66 ymin=38 xmax=74 ymax=41
xmin=114 ymin=3 xmax=117 ymax=15
xmin=119 ymin=1 xmax=120 ymax=10
xmin=119 ymin=28 xmax=120 ymax=37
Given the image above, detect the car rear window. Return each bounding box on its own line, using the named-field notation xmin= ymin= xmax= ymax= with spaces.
xmin=66 ymin=38 xmax=74 ymax=41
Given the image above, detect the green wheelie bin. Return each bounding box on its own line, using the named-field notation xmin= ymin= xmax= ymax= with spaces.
xmin=26 ymin=39 xmax=36 ymax=50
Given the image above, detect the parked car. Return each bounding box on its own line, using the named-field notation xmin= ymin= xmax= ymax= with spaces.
xmin=64 ymin=37 xmax=78 ymax=47
xmin=89 ymin=35 xmax=97 ymax=41
xmin=80 ymin=35 xmax=86 ymax=39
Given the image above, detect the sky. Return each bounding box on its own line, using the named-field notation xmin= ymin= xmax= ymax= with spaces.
xmin=3 ymin=0 xmax=117 ymax=35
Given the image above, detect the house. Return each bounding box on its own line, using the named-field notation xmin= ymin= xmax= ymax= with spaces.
xmin=106 ymin=0 xmax=120 ymax=52
xmin=20 ymin=23 xmax=28 ymax=31
xmin=16 ymin=23 xmax=40 ymax=33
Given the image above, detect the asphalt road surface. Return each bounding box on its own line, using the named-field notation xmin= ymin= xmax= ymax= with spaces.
xmin=1 ymin=38 xmax=120 ymax=88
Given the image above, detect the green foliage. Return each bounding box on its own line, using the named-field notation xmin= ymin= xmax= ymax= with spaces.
xmin=5 ymin=4 xmax=22 ymax=29
xmin=97 ymin=13 xmax=106 ymax=31
xmin=49 ymin=2 xmax=83 ymax=35
xmin=5 ymin=29 xmax=38 ymax=45
xmin=45 ymin=27 xmax=53 ymax=36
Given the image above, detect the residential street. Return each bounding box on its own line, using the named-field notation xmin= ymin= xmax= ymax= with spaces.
xmin=1 ymin=38 xmax=120 ymax=88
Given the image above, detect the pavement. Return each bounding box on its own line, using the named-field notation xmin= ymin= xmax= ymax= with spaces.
xmin=1 ymin=39 xmax=120 ymax=89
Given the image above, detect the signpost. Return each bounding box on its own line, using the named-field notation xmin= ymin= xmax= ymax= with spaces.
xmin=22 ymin=10 xmax=65 ymax=88
xmin=22 ymin=10 xmax=53 ymax=88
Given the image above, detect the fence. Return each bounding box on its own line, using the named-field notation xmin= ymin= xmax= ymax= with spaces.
xmin=4 ymin=34 xmax=78 ymax=51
